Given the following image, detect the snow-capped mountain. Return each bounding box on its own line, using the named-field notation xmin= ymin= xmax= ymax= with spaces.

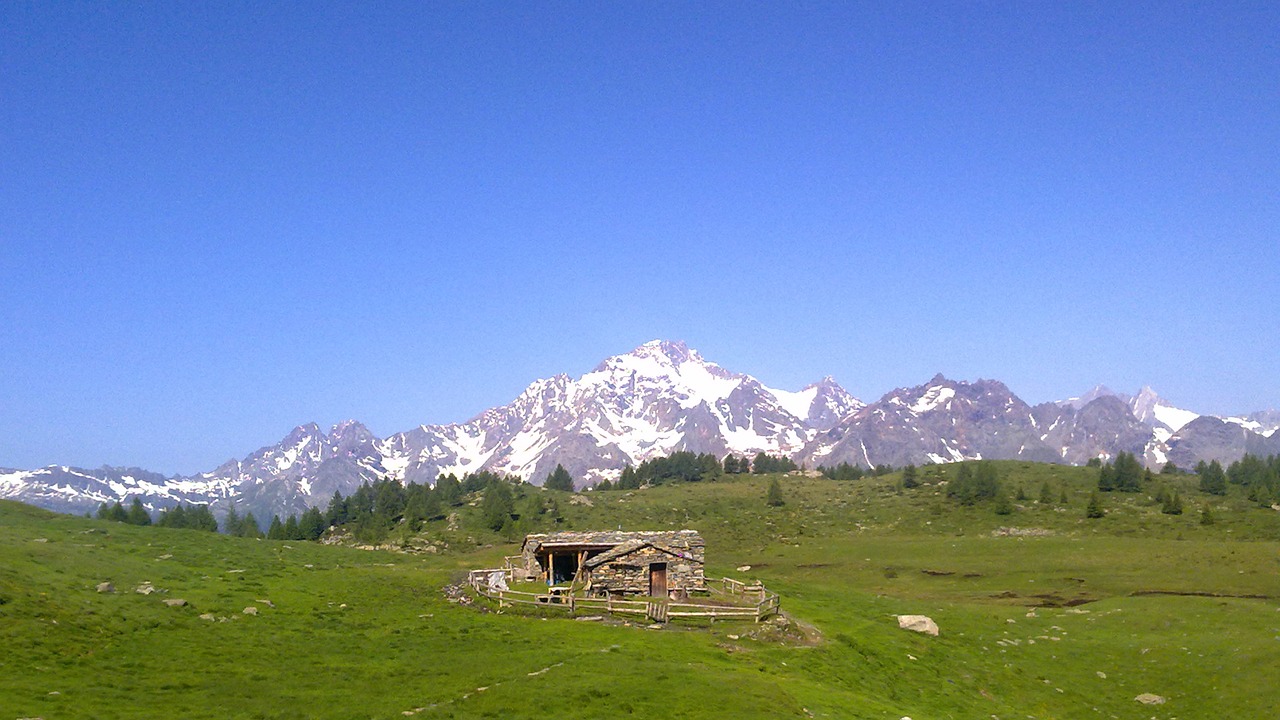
xmin=1 ymin=341 xmax=863 ymax=520
xmin=798 ymin=376 xmax=1154 ymax=469
xmin=374 ymin=340 xmax=863 ymax=488
xmin=3 ymin=340 xmax=1277 ymax=521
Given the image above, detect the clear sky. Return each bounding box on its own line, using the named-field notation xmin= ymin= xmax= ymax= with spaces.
xmin=2 ymin=2 xmax=1277 ymax=475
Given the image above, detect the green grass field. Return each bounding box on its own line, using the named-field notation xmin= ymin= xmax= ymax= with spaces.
xmin=2 ymin=462 xmax=1278 ymax=719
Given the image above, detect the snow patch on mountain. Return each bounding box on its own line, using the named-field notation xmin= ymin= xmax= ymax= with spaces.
xmin=911 ymin=386 xmax=955 ymax=414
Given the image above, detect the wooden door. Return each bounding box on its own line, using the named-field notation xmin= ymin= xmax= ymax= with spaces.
xmin=649 ymin=562 xmax=668 ymax=598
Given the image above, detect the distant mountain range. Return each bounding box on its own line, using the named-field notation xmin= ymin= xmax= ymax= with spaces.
xmin=3 ymin=340 xmax=1277 ymax=521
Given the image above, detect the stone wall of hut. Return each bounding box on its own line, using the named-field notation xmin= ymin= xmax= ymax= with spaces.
xmin=588 ymin=544 xmax=706 ymax=597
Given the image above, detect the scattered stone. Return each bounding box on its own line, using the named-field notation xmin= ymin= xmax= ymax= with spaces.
xmin=575 ymin=615 xmax=604 ymax=622
xmin=135 ymin=583 xmax=157 ymax=595
xmin=647 ymin=623 xmax=664 ymax=629
xmin=569 ymin=495 xmax=594 ymax=507
xmin=727 ymin=634 xmax=740 ymax=640
xmin=1096 ymin=671 xmax=1106 ymax=679
xmin=991 ymin=527 xmax=1053 ymax=538
xmin=243 ymin=606 xmax=259 ymax=616
xmin=256 ymin=599 xmax=275 ymax=608
xmin=34 ymin=537 xmax=48 ymax=543
xmin=896 ymin=615 xmax=940 ymax=636
xmin=199 ymin=613 xmax=217 ymax=621
xmin=96 ymin=582 xmax=115 ymax=594
xmin=157 ymin=554 xmax=172 ymax=560
xmin=1134 ymin=693 xmax=1165 ymax=705
xmin=736 ymin=565 xmax=752 ymax=572
xmin=163 ymin=599 xmax=187 ymax=607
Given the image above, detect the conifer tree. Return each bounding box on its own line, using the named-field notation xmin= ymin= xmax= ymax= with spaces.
xmin=299 ymin=507 xmax=326 ymax=540
xmin=325 ymin=490 xmax=348 ymax=527
xmin=1199 ymin=504 xmax=1214 ymax=525
xmin=240 ymin=512 xmax=264 ymax=538
xmin=544 ymin=464 xmax=575 ymax=492
xmin=1039 ymin=481 xmax=1055 ymax=505
xmin=1086 ymin=491 xmax=1105 ymax=519
xmin=1161 ymin=490 xmax=1183 ymax=515
xmin=267 ymin=515 xmax=285 ymax=540
xmin=765 ymin=477 xmax=785 ymax=507
xmin=126 ymin=498 xmax=152 ymax=526
xmin=1098 ymin=462 xmax=1117 ymax=492
xmin=994 ymin=491 xmax=1013 ymax=515
xmin=283 ymin=515 xmax=300 ymax=540
xmin=901 ymin=464 xmax=919 ymax=489
xmin=482 ymin=478 xmax=515 ymax=531
xmin=1198 ymin=460 xmax=1227 ymax=495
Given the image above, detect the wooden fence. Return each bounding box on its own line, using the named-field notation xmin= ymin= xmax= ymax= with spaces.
xmin=467 ymin=568 xmax=780 ymax=624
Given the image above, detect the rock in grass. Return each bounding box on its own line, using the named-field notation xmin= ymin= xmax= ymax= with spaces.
xmin=163 ymin=598 xmax=187 ymax=607
xmin=135 ymin=583 xmax=156 ymax=595
xmin=243 ymin=606 xmax=259 ymax=616
xmin=1134 ymin=693 xmax=1166 ymax=705
xmin=199 ymin=613 xmax=217 ymax=621
xmin=896 ymin=615 xmax=939 ymax=636
xmin=96 ymin=582 xmax=115 ymax=593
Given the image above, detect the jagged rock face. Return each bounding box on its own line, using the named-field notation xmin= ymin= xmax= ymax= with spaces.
xmin=802 ymin=376 xmax=1051 ymax=468
xmin=1165 ymin=416 xmax=1280 ymax=468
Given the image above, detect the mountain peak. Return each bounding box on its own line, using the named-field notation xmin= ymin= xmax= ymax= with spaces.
xmin=632 ymin=339 xmax=697 ymax=364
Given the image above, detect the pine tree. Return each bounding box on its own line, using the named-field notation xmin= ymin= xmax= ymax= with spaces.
xmin=283 ymin=515 xmax=301 ymax=540
xmin=482 ymin=479 xmax=515 ymax=531
xmin=325 ymin=490 xmax=348 ymax=527
xmin=1198 ymin=460 xmax=1227 ymax=495
xmin=1161 ymin=490 xmax=1183 ymax=515
xmin=189 ymin=504 xmax=218 ymax=532
xmin=1199 ymin=504 xmax=1215 ymax=525
xmin=765 ymin=477 xmax=785 ymax=507
xmin=126 ymin=498 xmax=152 ymax=526
xmin=1039 ymin=481 xmax=1055 ymax=505
xmin=240 ymin=512 xmax=263 ymax=538
xmin=299 ymin=507 xmax=326 ymax=540
xmin=224 ymin=504 xmax=242 ymax=536
xmin=901 ymin=464 xmax=919 ymax=489
xmin=1098 ymin=463 xmax=1117 ymax=492
xmin=1086 ymin=491 xmax=1105 ymax=519
xmin=752 ymin=452 xmax=770 ymax=475
xmin=267 ymin=515 xmax=285 ymax=540
xmin=544 ymin=464 xmax=575 ymax=492
xmin=994 ymin=491 xmax=1013 ymax=515
xmin=595 ymin=479 xmax=613 ymax=491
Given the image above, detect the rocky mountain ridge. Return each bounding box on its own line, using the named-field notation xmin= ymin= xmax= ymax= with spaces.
xmin=2 ymin=340 xmax=1277 ymax=520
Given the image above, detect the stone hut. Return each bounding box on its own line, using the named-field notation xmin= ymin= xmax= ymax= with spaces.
xmin=520 ymin=530 xmax=705 ymax=599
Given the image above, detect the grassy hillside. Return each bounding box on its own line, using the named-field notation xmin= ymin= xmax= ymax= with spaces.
xmin=2 ymin=462 xmax=1278 ymax=719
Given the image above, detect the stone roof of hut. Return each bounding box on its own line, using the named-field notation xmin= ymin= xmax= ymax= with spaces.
xmin=522 ymin=529 xmax=701 ymax=555
xmin=582 ymin=539 xmax=697 ymax=568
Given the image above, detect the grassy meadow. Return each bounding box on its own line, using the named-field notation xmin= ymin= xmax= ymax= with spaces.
xmin=2 ymin=461 xmax=1278 ymax=719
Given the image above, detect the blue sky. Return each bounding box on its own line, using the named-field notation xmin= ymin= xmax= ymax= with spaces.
xmin=2 ymin=2 xmax=1277 ymax=474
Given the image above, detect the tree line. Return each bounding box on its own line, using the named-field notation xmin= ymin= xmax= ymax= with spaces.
xmin=96 ymin=499 xmax=218 ymax=532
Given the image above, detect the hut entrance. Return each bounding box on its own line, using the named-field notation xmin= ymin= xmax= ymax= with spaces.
xmin=649 ymin=562 xmax=668 ymax=597
xmin=551 ymin=553 xmax=579 ymax=584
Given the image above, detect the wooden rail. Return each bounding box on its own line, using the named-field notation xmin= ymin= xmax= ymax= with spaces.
xmin=467 ymin=569 xmax=780 ymax=623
